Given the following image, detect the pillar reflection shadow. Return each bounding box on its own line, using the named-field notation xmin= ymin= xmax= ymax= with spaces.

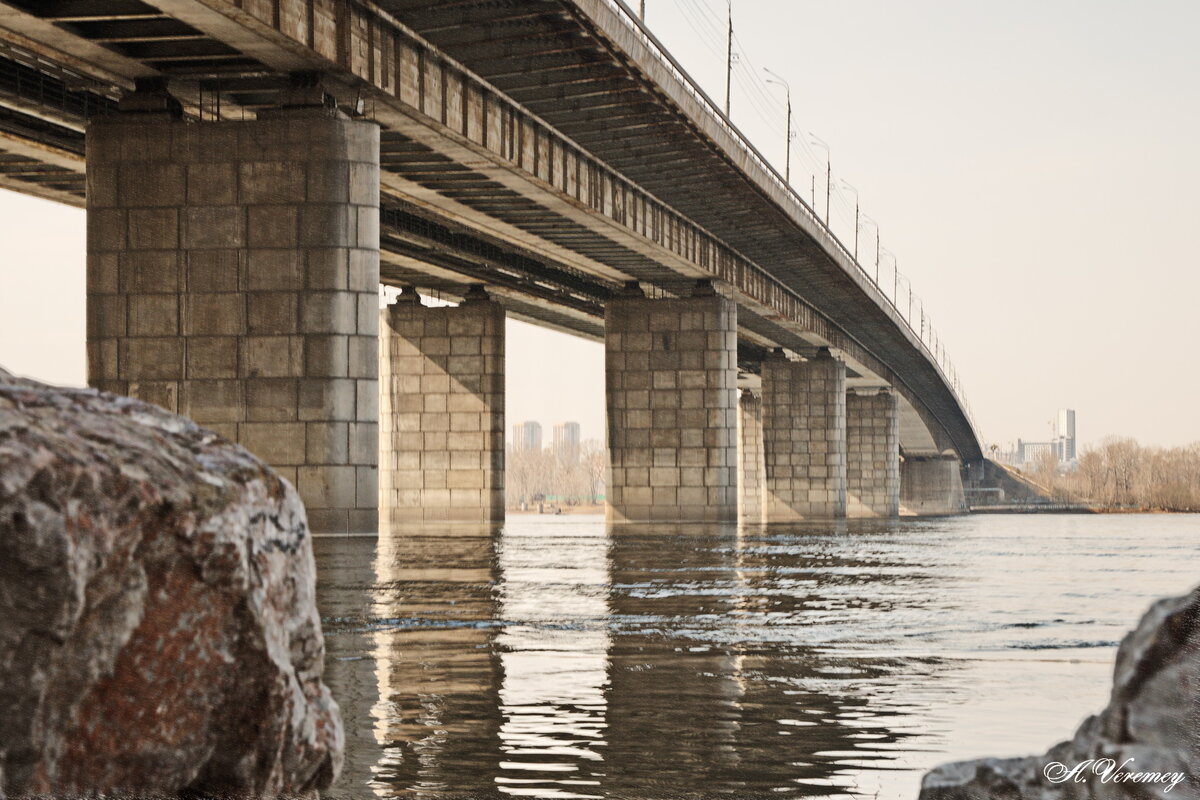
xmin=604 ymin=522 xmax=749 ymax=795
xmin=316 ymin=516 xmax=956 ymax=798
xmin=602 ymin=519 xmax=934 ymax=797
xmin=493 ymin=518 xmax=611 ymax=797
xmin=313 ymin=535 xmax=388 ymax=799
xmin=318 ymin=519 xmax=614 ymax=800
xmin=369 ymin=523 xmax=506 ymax=798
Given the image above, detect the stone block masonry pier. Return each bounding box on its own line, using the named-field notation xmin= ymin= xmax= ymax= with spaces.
xmin=85 ymin=93 xmax=380 ymax=534
xmin=737 ymin=389 xmax=766 ymax=523
xmin=379 ymin=287 xmax=505 ymax=523
xmin=605 ymin=281 xmax=738 ymax=523
xmin=761 ymin=348 xmax=848 ymax=521
xmin=845 ymin=389 xmax=901 ymax=518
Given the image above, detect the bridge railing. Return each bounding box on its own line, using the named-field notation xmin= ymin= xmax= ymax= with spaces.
xmin=597 ymin=0 xmax=979 ymax=441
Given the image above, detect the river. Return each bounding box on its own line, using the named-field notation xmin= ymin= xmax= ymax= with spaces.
xmin=313 ymin=513 xmax=1199 ymax=799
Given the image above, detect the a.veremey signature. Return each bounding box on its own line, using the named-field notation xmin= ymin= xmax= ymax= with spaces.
xmin=1044 ymin=758 xmax=1187 ymax=792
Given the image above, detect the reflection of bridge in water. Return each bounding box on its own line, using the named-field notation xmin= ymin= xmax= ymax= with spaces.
xmin=315 ymin=519 xmax=956 ymax=798
xmin=0 ymin=0 xmax=983 ymax=529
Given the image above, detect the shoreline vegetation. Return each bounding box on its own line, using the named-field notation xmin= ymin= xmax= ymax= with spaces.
xmin=506 ymin=440 xmax=607 ymax=511
xmin=996 ymin=437 xmax=1200 ymax=513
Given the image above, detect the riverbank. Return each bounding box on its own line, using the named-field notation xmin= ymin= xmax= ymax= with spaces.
xmin=970 ymin=504 xmax=1195 ymax=514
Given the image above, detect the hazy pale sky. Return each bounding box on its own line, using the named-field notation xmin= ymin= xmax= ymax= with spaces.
xmin=2 ymin=0 xmax=1198 ymax=449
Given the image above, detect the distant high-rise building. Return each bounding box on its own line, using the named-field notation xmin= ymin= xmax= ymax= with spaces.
xmin=512 ymin=421 xmax=542 ymax=452
xmin=553 ymin=421 xmax=581 ymax=463
xmin=1056 ymin=408 xmax=1076 ymax=461
xmin=1017 ymin=439 xmax=1057 ymax=464
xmin=1000 ymin=408 xmax=1078 ymax=468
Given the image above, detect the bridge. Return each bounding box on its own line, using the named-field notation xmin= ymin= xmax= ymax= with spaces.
xmin=0 ymin=0 xmax=982 ymax=530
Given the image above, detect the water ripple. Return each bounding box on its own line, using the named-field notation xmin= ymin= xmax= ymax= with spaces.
xmin=314 ymin=512 xmax=1200 ymax=799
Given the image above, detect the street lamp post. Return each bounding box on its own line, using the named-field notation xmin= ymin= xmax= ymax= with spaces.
xmin=881 ymin=247 xmax=897 ymax=305
xmin=860 ymin=213 xmax=880 ymax=284
xmin=895 ymin=274 xmax=912 ymax=324
xmin=840 ymin=179 xmax=859 ymax=262
xmin=808 ymin=133 xmax=830 ymax=225
xmin=763 ymin=68 xmax=792 ymax=184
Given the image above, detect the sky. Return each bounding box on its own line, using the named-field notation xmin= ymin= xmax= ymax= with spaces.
xmin=2 ymin=0 xmax=1199 ymax=449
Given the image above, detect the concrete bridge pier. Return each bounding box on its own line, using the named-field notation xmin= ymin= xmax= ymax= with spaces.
xmin=85 ymin=86 xmax=380 ymax=533
xmin=900 ymin=454 xmax=967 ymax=515
xmin=761 ymin=348 xmax=847 ymax=521
xmin=736 ymin=389 xmax=765 ymax=523
xmin=604 ymin=281 xmax=738 ymax=523
xmin=845 ymin=388 xmax=900 ymax=518
xmin=379 ymin=287 xmax=505 ymax=523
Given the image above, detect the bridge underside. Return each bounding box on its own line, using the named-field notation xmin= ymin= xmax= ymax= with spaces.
xmin=0 ymin=0 xmax=979 ymax=468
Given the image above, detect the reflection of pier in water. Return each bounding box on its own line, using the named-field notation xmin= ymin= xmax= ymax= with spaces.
xmin=370 ymin=528 xmax=506 ymax=796
xmin=495 ymin=520 xmax=611 ymax=797
xmin=603 ymin=522 xmax=925 ymax=796
xmin=315 ymin=519 xmax=953 ymax=798
xmin=312 ymin=536 xmax=387 ymax=797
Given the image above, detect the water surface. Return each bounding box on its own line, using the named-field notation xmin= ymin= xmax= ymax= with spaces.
xmin=314 ymin=513 xmax=1200 ymax=799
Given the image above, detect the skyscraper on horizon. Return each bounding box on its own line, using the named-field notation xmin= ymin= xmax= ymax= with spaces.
xmin=512 ymin=420 xmax=542 ymax=452
xmin=997 ymin=408 xmax=1078 ymax=467
xmin=552 ymin=421 xmax=581 ymax=463
xmin=1056 ymin=408 xmax=1077 ymax=461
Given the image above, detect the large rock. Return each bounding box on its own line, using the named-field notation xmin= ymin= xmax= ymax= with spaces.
xmin=0 ymin=368 xmax=343 ymax=798
xmin=920 ymin=588 xmax=1200 ymax=799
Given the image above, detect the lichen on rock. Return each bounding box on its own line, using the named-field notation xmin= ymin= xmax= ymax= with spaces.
xmin=0 ymin=368 xmax=343 ymax=798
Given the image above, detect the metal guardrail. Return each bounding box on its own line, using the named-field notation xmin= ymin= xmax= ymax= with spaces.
xmin=0 ymin=40 xmax=118 ymax=128
xmin=597 ymin=0 xmax=980 ymax=443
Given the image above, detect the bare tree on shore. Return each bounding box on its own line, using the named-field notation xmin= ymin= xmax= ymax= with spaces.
xmin=506 ymin=438 xmax=606 ymax=508
xmin=1029 ymin=437 xmax=1200 ymax=511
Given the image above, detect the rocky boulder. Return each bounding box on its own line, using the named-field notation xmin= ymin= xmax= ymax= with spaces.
xmin=0 ymin=368 xmax=343 ymax=798
xmin=920 ymin=588 xmax=1200 ymax=799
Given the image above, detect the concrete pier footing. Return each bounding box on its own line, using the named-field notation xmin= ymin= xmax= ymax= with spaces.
xmin=379 ymin=288 xmax=505 ymax=523
xmin=761 ymin=348 xmax=847 ymax=521
xmin=86 ymin=109 xmax=380 ymax=533
xmin=845 ymin=389 xmax=900 ymax=518
xmin=900 ymin=455 xmax=967 ymax=515
xmin=604 ymin=282 xmax=738 ymax=523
